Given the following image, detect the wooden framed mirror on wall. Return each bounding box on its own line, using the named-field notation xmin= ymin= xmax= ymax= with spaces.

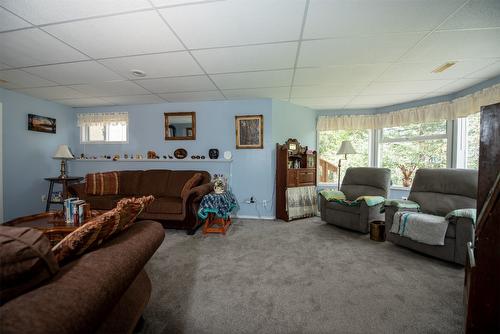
xmin=164 ymin=112 xmax=196 ymax=140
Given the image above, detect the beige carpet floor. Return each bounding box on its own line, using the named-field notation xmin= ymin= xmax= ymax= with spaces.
xmin=140 ymin=217 xmax=464 ymax=334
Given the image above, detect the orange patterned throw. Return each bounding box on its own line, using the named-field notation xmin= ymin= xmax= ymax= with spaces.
xmin=85 ymin=172 xmax=119 ymax=195
xmin=52 ymin=196 xmax=155 ymax=264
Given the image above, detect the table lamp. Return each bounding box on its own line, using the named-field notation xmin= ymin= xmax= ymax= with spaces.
xmin=53 ymin=145 xmax=74 ymax=178
xmin=337 ymin=140 xmax=357 ymax=189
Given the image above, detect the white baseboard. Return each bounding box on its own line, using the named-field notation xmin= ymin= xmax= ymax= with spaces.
xmin=232 ymin=215 xmax=276 ymax=220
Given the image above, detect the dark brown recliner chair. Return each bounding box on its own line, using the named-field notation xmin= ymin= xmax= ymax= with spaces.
xmin=320 ymin=167 xmax=391 ymax=233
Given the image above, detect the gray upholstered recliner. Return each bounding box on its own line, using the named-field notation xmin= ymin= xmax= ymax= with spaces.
xmin=320 ymin=167 xmax=391 ymax=233
xmin=385 ymin=168 xmax=478 ymax=265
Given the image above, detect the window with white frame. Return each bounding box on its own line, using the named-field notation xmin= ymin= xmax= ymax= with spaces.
xmin=78 ymin=112 xmax=128 ymax=143
xmin=465 ymin=112 xmax=480 ymax=169
xmin=379 ymin=120 xmax=449 ymax=187
xmin=318 ymin=129 xmax=370 ymax=184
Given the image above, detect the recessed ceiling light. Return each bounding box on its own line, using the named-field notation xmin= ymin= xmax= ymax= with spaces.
xmin=432 ymin=62 xmax=456 ymax=73
xmin=131 ymin=69 xmax=146 ymax=77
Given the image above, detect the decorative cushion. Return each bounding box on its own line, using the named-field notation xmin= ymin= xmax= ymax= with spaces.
xmin=52 ymin=195 xmax=155 ymax=263
xmin=181 ymin=173 xmax=202 ymax=198
xmin=0 ymin=226 xmax=59 ymax=305
xmin=85 ymin=172 xmax=119 ymax=195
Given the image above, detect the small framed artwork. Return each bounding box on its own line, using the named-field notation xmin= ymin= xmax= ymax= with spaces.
xmin=28 ymin=114 xmax=56 ymax=134
xmin=235 ymin=114 xmax=263 ymax=149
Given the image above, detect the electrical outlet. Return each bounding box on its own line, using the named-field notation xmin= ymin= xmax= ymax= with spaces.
xmin=41 ymin=195 xmax=47 ymax=202
xmin=262 ymin=199 xmax=268 ymax=207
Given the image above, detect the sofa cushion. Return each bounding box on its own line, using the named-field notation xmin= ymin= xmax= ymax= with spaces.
xmin=138 ymin=170 xmax=171 ymax=196
xmin=86 ymin=172 xmax=119 ymax=195
xmin=86 ymin=195 xmax=123 ymax=210
xmin=146 ymin=196 xmax=183 ymax=214
xmin=165 ymin=171 xmax=204 ymax=197
xmin=52 ymin=196 xmax=155 ymax=264
xmin=181 ymin=173 xmax=203 ymax=198
xmin=0 ymin=226 xmax=59 ymax=305
xmin=119 ymin=170 xmax=143 ymax=195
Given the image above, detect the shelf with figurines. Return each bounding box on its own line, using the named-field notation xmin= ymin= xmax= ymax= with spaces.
xmin=74 ymin=149 xmax=233 ymax=163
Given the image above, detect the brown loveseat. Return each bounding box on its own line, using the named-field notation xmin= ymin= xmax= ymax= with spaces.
xmin=69 ymin=169 xmax=212 ymax=234
xmin=0 ymin=220 xmax=165 ymax=334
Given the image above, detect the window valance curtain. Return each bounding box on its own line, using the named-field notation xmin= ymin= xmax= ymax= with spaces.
xmin=317 ymin=83 xmax=500 ymax=131
xmin=77 ymin=112 xmax=128 ymax=127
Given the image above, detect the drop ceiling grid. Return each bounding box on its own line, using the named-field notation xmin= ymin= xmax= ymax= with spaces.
xmin=0 ymin=0 xmax=498 ymax=108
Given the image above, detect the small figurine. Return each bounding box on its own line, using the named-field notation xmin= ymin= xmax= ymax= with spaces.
xmin=163 ymin=155 xmax=167 ymax=159
xmin=168 ymin=155 xmax=173 ymax=159
xmin=147 ymin=150 xmax=158 ymax=159
xmin=124 ymin=153 xmax=129 ymax=159
xmin=112 ymin=154 xmax=120 ymax=161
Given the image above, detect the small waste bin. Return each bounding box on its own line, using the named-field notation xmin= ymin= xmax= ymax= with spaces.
xmin=370 ymin=221 xmax=385 ymax=242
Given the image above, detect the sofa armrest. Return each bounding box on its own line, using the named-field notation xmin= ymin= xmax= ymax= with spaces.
xmin=68 ymin=183 xmax=86 ymax=199
xmin=452 ymin=217 xmax=475 ymax=265
xmin=361 ymin=202 xmax=385 ymax=224
xmin=384 ymin=205 xmax=420 ymax=239
xmin=182 ymin=182 xmax=214 ymax=214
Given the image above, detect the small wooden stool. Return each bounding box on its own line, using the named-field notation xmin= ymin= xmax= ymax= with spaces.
xmin=203 ymin=213 xmax=232 ymax=235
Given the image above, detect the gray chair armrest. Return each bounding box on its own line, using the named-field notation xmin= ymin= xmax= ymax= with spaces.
xmin=384 ymin=205 xmax=420 ymax=238
xmin=361 ymin=202 xmax=385 ymax=224
xmin=451 ymin=217 xmax=475 ymax=265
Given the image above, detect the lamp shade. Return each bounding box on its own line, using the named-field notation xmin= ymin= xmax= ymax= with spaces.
xmin=53 ymin=145 xmax=74 ymax=159
xmin=336 ymin=141 xmax=357 ymax=155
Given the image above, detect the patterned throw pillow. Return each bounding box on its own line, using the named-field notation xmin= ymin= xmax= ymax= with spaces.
xmin=181 ymin=173 xmax=202 ymax=198
xmin=85 ymin=172 xmax=119 ymax=195
xmin=52 ymin=195 xmax=155 ymax=264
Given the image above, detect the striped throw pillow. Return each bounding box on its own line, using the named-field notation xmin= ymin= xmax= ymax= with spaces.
xmin=85 ymin=172 xmax=119 ymax=195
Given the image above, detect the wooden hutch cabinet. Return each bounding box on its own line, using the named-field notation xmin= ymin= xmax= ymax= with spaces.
xmin=276 ymin=139 xmax=317 ymax=221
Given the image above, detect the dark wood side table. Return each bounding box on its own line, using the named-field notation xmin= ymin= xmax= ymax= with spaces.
xmin=45 ymin=176 xmax=83 ymax=212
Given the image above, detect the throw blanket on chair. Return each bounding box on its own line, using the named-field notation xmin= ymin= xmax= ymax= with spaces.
xmin=390 ymin=211 xmax=448 ymax=246
xmin=319 ymin=190 xmax=384 ymax=207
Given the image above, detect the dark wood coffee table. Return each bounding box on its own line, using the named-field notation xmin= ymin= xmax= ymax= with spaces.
xmin=4 ymin=211 xmax=99 ymax=245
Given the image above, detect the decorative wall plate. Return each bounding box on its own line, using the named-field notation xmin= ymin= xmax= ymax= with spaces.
xmin=174 ymin=148 xmax=187 ymax=159
xmin=223 ymin=151 xmax=232 ymax=160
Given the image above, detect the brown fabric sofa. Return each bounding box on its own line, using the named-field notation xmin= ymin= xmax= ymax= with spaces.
xmin=69 ymin=169 xmax=213 ymax=234
xmin=0 ymin=220 xmax=165 ymax=334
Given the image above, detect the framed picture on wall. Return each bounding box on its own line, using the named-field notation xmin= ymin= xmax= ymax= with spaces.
xmin=28 ymin=114 xmax=56 ymax=134
xmin=235 ymin=114 xmax=263 ymax=149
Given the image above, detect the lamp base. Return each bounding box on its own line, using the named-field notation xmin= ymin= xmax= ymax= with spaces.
xmin=59 ymin=160 xmax=67 ymax=179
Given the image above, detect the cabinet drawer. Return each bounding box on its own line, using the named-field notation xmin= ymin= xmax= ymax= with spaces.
xmin=297 ymin=170 xmax=315 ymax=185
xmin=287 ymin=169 xmax=297 ymax=187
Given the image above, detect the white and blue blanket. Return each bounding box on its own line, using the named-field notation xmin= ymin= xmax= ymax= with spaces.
xmin=390 ymin=211 xmax=449 ymax=246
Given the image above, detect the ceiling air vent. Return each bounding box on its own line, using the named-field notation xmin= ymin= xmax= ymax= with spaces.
xmin=432 ymin=62 xmax=456 ymax=73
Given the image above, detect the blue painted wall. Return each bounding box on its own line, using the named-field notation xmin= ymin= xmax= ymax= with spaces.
xmin=271 ymin=100 xmax=316 ymax=148
xmin=70 ymin=99 xmax=277 ymax=218
xmin=0 ymin=88 xmax=74 ymax=221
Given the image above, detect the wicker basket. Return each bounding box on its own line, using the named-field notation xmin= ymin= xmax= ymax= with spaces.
xmin=370 ymin=221 xmax=385 ymax=242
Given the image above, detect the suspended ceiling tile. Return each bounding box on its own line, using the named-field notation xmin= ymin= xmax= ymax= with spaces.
xmin=378 ymin=59 xmax=499 ymax=81
xmin=291 ymin=84 xmax=364 ymax=98
xmin=294 ymin=64 xmax=390 ymax=86
xmin=192 ymin=42 xmax=298 ymax=74
xmin=44 ymin=11 xmax=184 ymax=58
xmin=15 ymin=86 xmax=88 ymax=100
xmin=290 ymin=96 xmax=352 ymax=109
xmin=304 ymin=0 xmax=463 ymax=39
xmin=0 ymin=69 xmax=57 ymax=89
xmin=69 ymin=81 xmax=150 ymax=97
xmin=1 ymin=0 xmax=152 ymax=25
xmin=298 ymin=33 xmax=425 ymax=67
xmin=210 ymin=70 xmax=293 ymax=90
xmin=24 ymin=61 xmax=123 ymax=85
xmin=347 ymin=94 xmax=424 ymax=108
xmin=159 ymin=0 xmax=305 ymax=48
xmin=464 ymin=59 xmax=500 ymax=79
xmin=54 ymin=97 xmax=114 ymax=107
xmin=135 ymin=75 xmax=216 ymax=93
xmin=223 ymin=86 xmax=290 ymax=99
xmin=0 ymin=28 xmax=88 ymax=67
xmin=101 ymin=94 xmax=166 ymax=105
xmin=439 ymin=0 xmax=500 ymax=31
xmin=0 ymin=7 xmax=31 ymax=32
xmin=159 ymin=90 xmax=225 ymax=102
xmin=99 ymin=52 xmax=203 ymax=79
xmin=403 ymin=29 xmax=500 ymax=63
xmin=361 ymin=79 xmax=456 ymax=95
